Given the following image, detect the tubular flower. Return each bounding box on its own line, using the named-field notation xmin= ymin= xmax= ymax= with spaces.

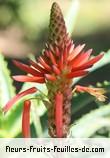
xmin=3 ymin=2 xmax=105 ymax=138
xmin=22 ymin=100 xmax=31 ymax=138
xmin=75 ymin=85 xmax=106 ymax=102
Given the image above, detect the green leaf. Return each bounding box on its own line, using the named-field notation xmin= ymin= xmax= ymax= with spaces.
xmin=2 ymin=99 xmax=23 ymax=137
xmin=65 ymin=0 xmax=80 ymax=35
xmin=72 ymin=93 xmax=94 ymax=115
xmin=0 ymin=53 xmax=15 ymax=106
xmin=31 ymin=100 xmax=43 ymax=137
xmin=70 ymin=104 xmax=110 ymax=138
xmin=97 ymin=80 xmax=110 ymax=93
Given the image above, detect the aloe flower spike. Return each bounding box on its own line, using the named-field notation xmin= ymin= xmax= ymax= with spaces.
xmin=3 ymin=2 xmax=105 ymax=138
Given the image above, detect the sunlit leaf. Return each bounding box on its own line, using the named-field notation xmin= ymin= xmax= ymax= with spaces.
xmin=0 ymin=53 xmax=15 ymax=106
xmin=65 ymin=0 xmax=80 ymax=35
xmin=70 ymin=104 xmax=110 ymax=137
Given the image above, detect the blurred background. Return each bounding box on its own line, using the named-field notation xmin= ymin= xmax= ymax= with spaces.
xmin=0 ymin=0 xmax=110 ymax=58
xmin=0 ymin=0 xmax=110 ymax=88
xmin=0 ymin=0 xmax=110 ymax=138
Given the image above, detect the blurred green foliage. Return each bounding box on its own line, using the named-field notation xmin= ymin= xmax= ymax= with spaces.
xmin=0 ymin=0 xmax=110 ymax=55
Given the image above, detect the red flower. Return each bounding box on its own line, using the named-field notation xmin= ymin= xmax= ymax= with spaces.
xmin=3 ymin=87 xmax=37 ymax=113
xmin=3 ymin=2 xmax=105 ymax=138
xmin=3 ymin=87 xmax=37 ymax=138
xmin=12 ymin=46 xmax=103 ymax=83
xmin=55 ymin=92 xmax=63 ymax=138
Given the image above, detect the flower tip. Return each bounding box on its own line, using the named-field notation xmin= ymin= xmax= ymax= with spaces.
xmin=96 ymin=53 xmax=104 ymax=62
xmin=97 ymin=52 xmax=104 ymax=60
xmin=2 ymin=87 xmax=37 ymax=113
xmin=45 ymin=74 xmax=56 ymax=81
xmin=51 ymin=2 xmax=60 ymax=9
xmin=79 ymin=43 xmax=86 ymax=51
xmin=12 ymin=59 xmax=19 ymax=66
xmin=86 ymin=49 xmax=93 ymax=54
xmin=12 ymin=75 xmax=17 ymax=80
xmin=100 ymin=52 xmax=104 ymax=57
xmin=82 ymin=43 xmax=86 ymax=47
xmin=52 ymin=2 xmax=58 ymax=6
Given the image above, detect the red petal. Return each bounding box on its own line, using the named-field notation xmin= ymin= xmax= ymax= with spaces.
xmin=71 ymin=50 xmax=92 ymax=68
xmin=81 ymin=53 xmax=104 ymax=67
xmin=67 ymin=44 xmax=85 ymax=61
xmin=49 ymin=44 xmax=54 ymax=53
xmin=69 ymin=52 xmax=91 ymax=68
xmin=55 ymin=92 xmax=63 ymax=138
xmin=72 ymin=53 xmax=104 ymax=71
xmin=38 ymin=57 xmax=52 ymax=71
xmin=68 ymin=43 xmax=75 ymax=54
xmin=75 ymin=85 xmax=86 ymax=92
xmin=67 ymin=70 xmax=88 ymax=79
xmin=3 ymin=87 xmax=37 ymax=113
xmin=13 ymin=60 xmax=44 ymax=77
xmin=52 ymin=65 xmax=61 ymax=75
xmin=55 ymin=46 xmax=60 ymax=56
xmin=67 ymin=43 xmax=74 ymax=55
xmin=22 ymin=100 xmax=31 ymax=138
xmin=44 ymin=50 xmax=49 ymax=57
xmin=13 ymin=75 xmax=45 ymax=83
xmin=63 ymin=46 xmax=68 ymax=61
xmin=72 ymin=64 xmax=93 ymax=72
xmin=29 ymin=60 xmax=48 ymax=73
xmin=48 ymin=51 xmax=57 ymax=65
xmin=58 ymin=53 xmax=64 ymax=70
xmin=75 ymin=50 xmax=92 ymax=67
xmin=45 ymin=74 xmax=56 ymax=81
